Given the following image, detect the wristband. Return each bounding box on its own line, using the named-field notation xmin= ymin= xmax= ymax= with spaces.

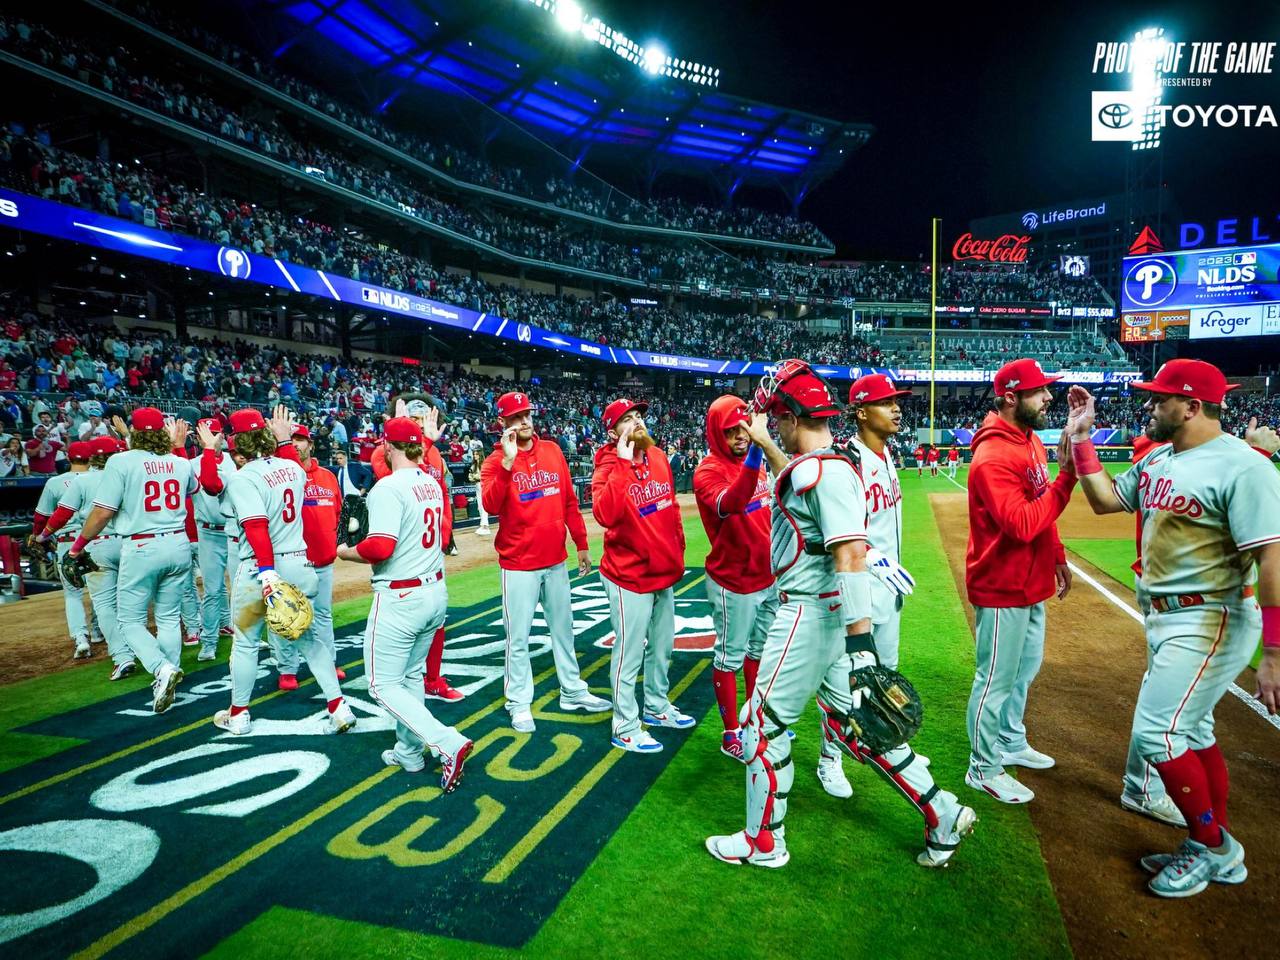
xmin=1251 ymin=446 xmax=1276 ymax=461
xmin=744 ymin=444 xmax=763 ymax=470
xmin=1263 ymin=606 xmax=1280 ymax=650
xmin=836 ymin=570 xmax=873 ymax=626
xmin=1069 ymin=437 xmax=1103 ymax=476
xmin=71 ymin=535 xmax=88 ymax=554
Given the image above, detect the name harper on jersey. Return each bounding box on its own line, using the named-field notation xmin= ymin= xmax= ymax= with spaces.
xmin=143 ymin=459 xmax=176 ymax=476
xmin=260 ymin=466 xmax=297 ymax=489
xmin=514 ymin=468 xmax=561 ymax=493
xmin=1138 ymin=472 xmax=1205 ymax=518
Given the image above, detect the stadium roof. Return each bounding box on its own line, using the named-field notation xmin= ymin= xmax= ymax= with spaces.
xmin=243 ymin=0 xmax=872 ymax=195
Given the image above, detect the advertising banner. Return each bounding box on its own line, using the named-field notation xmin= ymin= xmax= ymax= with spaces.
xmin=1121 ymin=242 xmax=1280 ymax=313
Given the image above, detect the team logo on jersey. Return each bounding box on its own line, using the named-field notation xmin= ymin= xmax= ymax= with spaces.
xmin=1138 ymin=472 xmax=1205 ymax=518
xmin=628 ymin=478 xmax=673 ymax=516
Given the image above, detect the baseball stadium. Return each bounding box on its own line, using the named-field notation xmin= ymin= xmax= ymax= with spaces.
xmin=0 ymin=2 xmax=1277 ymax=959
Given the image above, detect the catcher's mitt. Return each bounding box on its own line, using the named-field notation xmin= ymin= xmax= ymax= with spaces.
xmin=337 ymin=494 xmax=368 ymax=548
xmin=263 ymin=578 xmax=314 ymax=641
xmin=834 ymin=664 xmax=924 ymax=756
xmin=60 ymin=551 xmax=99 ymax=589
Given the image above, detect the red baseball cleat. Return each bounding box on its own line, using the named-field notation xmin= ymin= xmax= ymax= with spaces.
xmin=278 ymin=674 xmax=299 ymax=692
xmin=424 ymin=676 xmax=465 ymax=701
xmin=336 ymin=667 xmax=347 ymax=681
xmin=183 ymin=635 xmax=200 ymax=647
xmin=440 ymin=740 xmax=474 ymax=793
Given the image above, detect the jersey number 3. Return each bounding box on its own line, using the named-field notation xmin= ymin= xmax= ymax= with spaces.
xmin=422 ymin=507 xmax=441 ymax=549
xmin=282 ymin=488 xmax=296 ymax=523
xmin=143 ymin=478 xmax=181 ymax=512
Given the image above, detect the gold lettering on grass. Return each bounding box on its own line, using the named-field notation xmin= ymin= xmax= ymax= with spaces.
xmin=327 ymin=788 xmax=504 ymax=867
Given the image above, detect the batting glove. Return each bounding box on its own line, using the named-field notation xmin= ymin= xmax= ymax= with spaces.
xmin=257 ymin=567 xmax=281 ymax=597
xmin=865 ymin=548 xmax=915 ymax=597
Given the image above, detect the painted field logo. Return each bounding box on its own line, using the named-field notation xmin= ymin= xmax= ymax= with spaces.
xmin=0 ymin=573 xmax=714 ymax=958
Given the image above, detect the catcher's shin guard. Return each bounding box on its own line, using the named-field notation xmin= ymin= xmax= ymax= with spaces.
xmin=743 ymin=694 xmax=794 ymax=854
xmin=864 ymin=743 xmax=946 ymax=830
xmin=816 ymin=694 xmax=867 ymax=762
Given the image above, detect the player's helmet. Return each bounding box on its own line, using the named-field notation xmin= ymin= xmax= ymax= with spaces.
xmin=752 ymin=359 xmax=844 ymax=419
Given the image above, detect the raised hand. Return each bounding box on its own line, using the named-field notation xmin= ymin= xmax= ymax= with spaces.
xmin=167 ymin=417 xmax=189 ymax=448
xmin=1245 ymin=415 xmax=1280 ymax=456
xmin=422 ymin=405 xmax=443 ymax=443
xmin=500 ymin=426 xmax=519 ymax=467
xmin=616 ymin=422 xmax=635 ymax=461
xmin=1065 ymin=385 xmax=1096 ymax=439
xmin=744 ymin=411 xmax=771 ymax=447
xmin=269 ymin=404 xmax=294 ymax=442
xmin=111 ymin=414 xmax=129 ymax=439
xmin=196 ymin=421 xmax=221 ymax=451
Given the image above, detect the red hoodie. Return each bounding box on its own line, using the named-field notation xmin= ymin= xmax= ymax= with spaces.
xmin=693 ymin=396 xmax=772 ymax=594
xmin=965 ymin=412 xmax=1074 ymax=607
xmin=480 ymin=436 xmax=588 ymax=571
xmin=592 ymin=442 xmax=685 ymax=593
xmin=269 ymin=445 xmax=339 ymax=566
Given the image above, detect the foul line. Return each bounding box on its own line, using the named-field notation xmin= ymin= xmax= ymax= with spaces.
xmin=73 ymin=655 xmax=595 ymax=960
xmin=938 ymin=470 xmax=1279 ymax=732
xmin=483 ymin=657 xmax=710 ymax=884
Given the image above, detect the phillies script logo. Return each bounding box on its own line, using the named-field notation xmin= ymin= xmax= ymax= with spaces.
xmin=952 ymin=233 xmax=1031 ymax=263
xmin=628 ymin=478 xmax=672 ymax=506
xmin=867 ymin=478 xmax=902 ymax=514
xmin=514 ymin=468 xmax=561 ymax=493
xmin=1026 ymin=462 xmax=1050 ymax=494
xmin=1138 ymin=472 xmax=1205 ymax=518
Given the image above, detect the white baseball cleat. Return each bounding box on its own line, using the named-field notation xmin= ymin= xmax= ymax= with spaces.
xmin=511 ymin=707 xmax=536 ymax=733
xmin=559 ymin=692 xmax=612 ymax=713
xmin=643 ymin=705 xmax=695 ymax=729
xmin=965 ymin=770 xmax=1034 ymax=804
xmin=1141 ymin=841 xmax=1247 ymax=886
xmin=817 ymin=754 xmax=853 ymax=799
xmin=109 ymin=660 xmax=137 ymax=682
xmin=213 ymin=708 xmax=252 ymax=735
xmin=918 ymin=805 xmax=978 ymax=868
xmin=1121 ymin=792 xmax=1187 ymax=828
xmin=999 ymin=746 xmax=1055 ymax=769
xmin=611 ymin=731 xmax=663 ymax=753
xmin=1146 ymin=831 xmax=1245 ymax=898
xmin=326 ymin=702 xmax=357 ymax=735
xmin=475 ymin=527 xmax=491 ymax=537
xmin=196 ymin=643 xmax=218 ymax=662
xmin=705 ymin=830 xmax=789 ymax=868
xmin=73 ymin=637 xmax=92 ymax=659
xmin=151 ymin=663 xmax=183 ymax=714
xmin=381 ymin=749 xmax=425 ymax=773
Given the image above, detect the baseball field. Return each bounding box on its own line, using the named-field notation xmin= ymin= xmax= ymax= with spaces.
xmin=1 ymin=463 xmax=1275 ymax=960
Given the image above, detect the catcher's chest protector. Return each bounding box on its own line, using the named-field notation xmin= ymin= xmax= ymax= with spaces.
xmin=770 ymin=446 xmax=864 ymax=578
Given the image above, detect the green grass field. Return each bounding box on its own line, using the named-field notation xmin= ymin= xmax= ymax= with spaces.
xmin=1 ymin=471 xmax=1074 ymax=960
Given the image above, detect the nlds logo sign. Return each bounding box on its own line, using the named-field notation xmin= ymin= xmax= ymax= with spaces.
xmin=1196 ymin=251 xmax=1257 ymax=288
xmin=361 ymin=287 xmax=410 ymax=311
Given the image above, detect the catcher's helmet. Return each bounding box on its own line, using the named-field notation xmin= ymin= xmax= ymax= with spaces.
xmin=753 ymin=359 xmax=844 ymax=419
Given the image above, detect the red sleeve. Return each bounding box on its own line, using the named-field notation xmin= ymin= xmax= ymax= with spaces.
xmin=275 ymin=442 xmax=301 ymax=464
xmin=44 ymin=504 xmax=77 ymax=535
xmin=371 ymin=443 xmax=390 ymax=480
xmin=185 ymin=497 xmax=197 ymax=543
xmin=32 ymin=511 xmax=50 ymax=537
xmin=973 ymin=460 xmax=1076 ymax=544
xmin=241 ymin=517 xmax=276 ymax=570
xmin=591 ymin=450 xmax=630 ymax=528
xmin=480 ymin=452 xmax=511 ymax=516
xmin=199 ymin=449 xmax=224 ymax=495
xmin=1052 ymin=527 xmax=1067 ymax=566
xmin=355 ymin=534 xmax=395 ymax=563
xmin=716 ymin=449 xmax=765 ymax=516
xmin=560 ymin=451 xmax=588 ymax=551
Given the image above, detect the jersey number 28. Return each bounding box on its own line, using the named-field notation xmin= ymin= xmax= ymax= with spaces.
xmin=143 ymin=479 xmax=181 ymax=512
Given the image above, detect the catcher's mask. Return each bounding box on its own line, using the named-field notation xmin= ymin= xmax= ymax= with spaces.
xmin=752 ymin=359 xmax=844 ymax=419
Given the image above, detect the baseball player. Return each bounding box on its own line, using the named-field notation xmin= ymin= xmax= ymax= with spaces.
xmin=41 ymin=436 xmax=134 ymax=678
xmin=206 ymin=408 xmax=355 ymax=736
xmin=947 ymin=446 xmax=960 ymax=479
xmin=964 ymin=359 xmax=1075 ymax=804
xmin=926 ymin=445 xmax=940 ymax=477
xmin=705 ymin=360 xmax=975 ymax=868
xmin=913 ymin=443 xmax=925 ymax=477
xmin=193 ymin=419 xmax=238 ymax=662
xmin=480 ymin=391 xmax=610 ymax=734
xmin=592 ymin=398 xmax=691 ymax=753
xmin=68 ymin=408 xmax=194 ymax=712
xmin=180 ymin=491 xmax=202 ymax=650
xmin=1066 ymin=360 xmax=1280 ymax=897
xmin=372 ymin=395 xmax=463 ymax=702
xmin=692 ymin=395 xmax=777 ymax=760
xmin=32 ymin=440 xmax=95 ymax=658
xmin=337 ymin=416 xmax=473 ymax=792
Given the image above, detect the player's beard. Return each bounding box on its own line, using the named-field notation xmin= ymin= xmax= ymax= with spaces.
xmin=631 ymin=426 xmax=656 ymax=452
xmin=1013 ymin=397 xmax=1048 ymax=431
xmin=1146 ymin=413 xmax=1179 ymax=442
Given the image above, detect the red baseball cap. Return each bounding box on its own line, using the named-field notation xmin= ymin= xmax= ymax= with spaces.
xmin=603 ymin=398 xmax=648 ymax=431
xmin=496 ymin=391 xmax=532 ymax=419
xmin=291 ymin=424 xmax=311 ymax=440
xmin=197 ymin=417 xmax=222 ymax=434
xmin=92 ymin=436 xmax=125 ymax=455
xmin=68 ymin=441 xmax=92 ymax=461
xmin=229 ymin=409 xmax=266 ymax=433
xmin=1130 ymin=359 xmax=1239 ymax=405
xmin=849 ymin=373 xmax=912 ymax=404
xmin=993 ymin=358 xmax=1062 ymax=396
xmin=384 ymin=416 xmax=423 ymax=443
xmin=131 ymin=406 xmax=165 ymax=431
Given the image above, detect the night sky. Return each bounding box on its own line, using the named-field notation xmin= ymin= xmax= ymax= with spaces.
xmin=588 ymin=0 xmax=1280 ymax=259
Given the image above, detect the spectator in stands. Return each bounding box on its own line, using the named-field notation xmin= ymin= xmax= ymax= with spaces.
xmin=24 ymin=424 xmax=61 ymax=474
xmin=0 ymin=435 xmax=28 ymax=478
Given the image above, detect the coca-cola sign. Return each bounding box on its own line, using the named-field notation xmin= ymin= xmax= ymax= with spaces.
xmin=952 ymin=233 xmax=1032 ymax=263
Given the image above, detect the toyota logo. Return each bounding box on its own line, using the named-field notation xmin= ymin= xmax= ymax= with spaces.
xmin=1098 ymin=103 xmax=1132 ymax=129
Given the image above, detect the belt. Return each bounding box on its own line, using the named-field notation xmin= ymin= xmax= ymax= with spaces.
xmin=57 ymin=534 xmax=76 ymax=543
xmin=779 ymin=588 xmax=839 ymax=604
xmin=389 ymin=571 xmax=444 ymax=589
xmin=199 ymin=521 xmax=225 ymax=531
xmin=278 ymin=549 xmax=308 ymax=558
xmin=1150 ymin=585 xmax=1255 ymax=613
xmin=130 ymin=529 xmax=185 ymax=541
xmin=227 ymin=535 xmax=239 ymax=543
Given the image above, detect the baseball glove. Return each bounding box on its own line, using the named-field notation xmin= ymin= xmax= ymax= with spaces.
xmin=825 ymin=664 xmax=924 ymax=756
xmin=262 ymin=578 xmax=314 ymax=641
xmin=337 ymin=494 xmax=368 ymax=547
xmin=60 ymin=550 xmax=99 ymax=589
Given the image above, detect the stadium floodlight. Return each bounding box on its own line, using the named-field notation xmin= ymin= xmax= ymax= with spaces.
xmin=643 ymin=45 xmax=667 ymax=75
xmin=554 ymin=0 xmax=583 ymax=33
xmin=1130 ymin=26 xmax=1169 ymax=151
